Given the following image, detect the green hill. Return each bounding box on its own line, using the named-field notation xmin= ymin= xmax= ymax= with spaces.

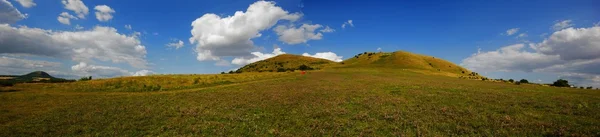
xmin=2 ymin=71 xmax=73 ymax=85
xmin=236 ymin=54 xmax=338 ymax=73
xmin=341 ymin=51 xmax=484 ymax=78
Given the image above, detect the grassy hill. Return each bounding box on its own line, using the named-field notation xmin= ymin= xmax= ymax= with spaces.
xmin=1 ymin=71 xmax=73 ymax=86
xmin=342 ymin=51 xmax=484 ymax=79
xmin=236 ymin=54 xmax=338 ymax=73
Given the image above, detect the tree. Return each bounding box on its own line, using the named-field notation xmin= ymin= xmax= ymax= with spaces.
xmin=551 ymin=79 xmax=570 ymax=87
xmin=586 ymin=86 xmax=593 ymax=89
xmin=78 ymin=76 xmax=92 ymax=81
xmin=508 ymin=79 xmax=514 ymax=83
xmin=220 ymin=72 xmax=225 ymax=74
xmin=519 ymin=79 xmax=529 ymax=84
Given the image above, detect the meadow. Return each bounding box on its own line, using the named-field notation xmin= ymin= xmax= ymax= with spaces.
xmin=1 ymin=68 xmax=599 ymax=136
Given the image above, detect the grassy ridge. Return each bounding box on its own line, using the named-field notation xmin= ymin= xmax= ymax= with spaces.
xmin=237 ymin=54 xmax=338 ymax=73
xmin=1 ymin=68 xmax=598 ymax=136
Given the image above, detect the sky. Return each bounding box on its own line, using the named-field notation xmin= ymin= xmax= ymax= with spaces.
xmin=1 ymin=0 xmax=599 ymax=87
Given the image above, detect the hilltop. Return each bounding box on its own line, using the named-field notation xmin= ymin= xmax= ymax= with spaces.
xmin=342 ymin=51 xmax=484 ymax=78
xmin=236 ymin=54 xmax=338 ymax=73
xmin=236 ymin=51 xmax=484 ymax=79
xmin=0 ymin=71 xmax=73 ymax=86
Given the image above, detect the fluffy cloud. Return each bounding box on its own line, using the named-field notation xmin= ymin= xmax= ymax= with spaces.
xmin=13 ymin=0 xmax=34 ymax=8
xmin=57 ymin=12 xmax=77 ymax=25
xmin=132 ymin=69 xmax=154 ymax=76
xmin=532 ymin=27 xmax=600 ymax=61
xmin=517 ymin=33 xmax=527 ymax=38
xmin=552 ymin=20 xmax=573 ymax=31
xmin=71 ymin=62 xmax=130 ymax=77
xmin=231 ymin=48 xmax=286 ymax=65
xmin=0 ymin=24 xmax=147 ymax=68
xmin=0 ymin=56 xmax=61 ymax=70
xmin=124 ymin=24 xmax=132 ymax=30
xmin=320 ymin=26 xmax=335 ymax=33
xmin=94 ymin=5 xmax=115 ymax=22
xmin=189 ymin=1 xmax=301 ymax=61
xmin=0 ymin=0 xmax=27 ymax=24
xmin=62 ymin=0 xmax=88 ymax=19
xmin=166 ymin=40 xmax=184 ymax=49
xmin=505 ymin=28 xmax=519 ymax=36
xmin=341 ymin=20 xmax=354 ymax=29
xmin=302 ymin=52 xmax=343 ymax=62
xmin=462 ymin=25 xmax=600 ymax=87
xmin=274 ymin=24 xmax=332 ymax=44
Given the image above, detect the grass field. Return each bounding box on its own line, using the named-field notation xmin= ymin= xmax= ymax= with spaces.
xmin=1 ymin=68 xmax=599 ymax=136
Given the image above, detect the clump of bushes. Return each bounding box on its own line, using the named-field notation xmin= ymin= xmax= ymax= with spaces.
xmin=79 ymin=76 xmax=92 ymax=81
xmin=551 ymin=79 xmax=570 ymax=87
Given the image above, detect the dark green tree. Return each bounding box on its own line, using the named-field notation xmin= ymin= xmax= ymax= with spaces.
xmin=551 ymin=79 xmax=570 ymax=87
xmin=519 ymin=79 xmax=529 ymax=84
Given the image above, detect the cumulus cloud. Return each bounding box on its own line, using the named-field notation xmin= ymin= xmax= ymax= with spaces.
xmin=231 ymin=47 xmax=286 ymax=65
xmin=0 ymin=56 xmax=61 ymax=70
xmin=462 ymin=25 xmax=600 ymax=87
xmin=274 ymin=24 xmax=332 ymax=44
xmin=71 ymin=62 xmax=130 ymax=77
xmin=74 ymin=24 xmax=83 ymax=30
xmin=124 ymin=24 xmax=132 ymax=30
xmin=320 ymin=26 xmax=335 ymax=33
xmin=166 ymin=40 xmax=184 ymax=49
xmin=341 ymin=20 xmax=354 ymax=29
xmin=517 ymin=33 xmax=527 ymax=38
xmin=302 ymin=52 xmax=343 ymax=62
xmin=62 ymin=0 xmax=88 ymax=19
xmin=505 ymin=28 xmax=519 ymax=36
xmin=13 ymin=0 xmax=35 ymax=8
xmin=0 ymin=24 xmax=147 ymax=68
xmin=189 ymin=1 xmax=301 ymax=61
xmin=132 ymin=69 xmax=154 ymax=76
xmin=552 ymin=20 xmax=573 ymax=31
xmin=94 ymin=5 xmax=115 ymax=22
xmin=57 ymin=12 xmax=77 ymax=25
xmin=0 ymin=0 xmax=27 ymax=24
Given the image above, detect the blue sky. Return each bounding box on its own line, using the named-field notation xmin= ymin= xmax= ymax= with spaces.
xmin=1 ymin=0 xmax=599 ymax=86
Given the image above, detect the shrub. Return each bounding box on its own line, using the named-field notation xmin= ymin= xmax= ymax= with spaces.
xmin=277 ymin=68 xmax=286 ymax=72
xmin=0 ymin=81 xmax=14 ymax=87
xmin=220 ymin=72 xmax=225 ymax=74
xmin=508 ymin=79 xmax=514 ymax=83
xmin=519 ymin=79 xmax=529 ymax=84
xmin=551 ymin=79 xmax=570 ymax=87
xmin=586 ymin=86 xmax=593 ymax=89
xmin=79 ymin=76 xmax=92 ymax=81
xmin=298 ymin=65 xmax=313 ymax=71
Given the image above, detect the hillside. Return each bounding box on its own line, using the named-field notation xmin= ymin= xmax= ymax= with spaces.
xmin=2 ymin=71 xmax=73 ymax=84
xmin=342 ymin=51 xmax=484 ymax=78
xmin=236 ymin=54 xmax=338 ymax=73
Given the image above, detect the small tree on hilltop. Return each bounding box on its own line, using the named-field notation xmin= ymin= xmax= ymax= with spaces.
xmin=551 ymin=79 xmax=570 ymax=87
xmin=508 ymin=79 xmax=514 ymax=83
xmin=519 ymin=79 xmax=529 ymax=84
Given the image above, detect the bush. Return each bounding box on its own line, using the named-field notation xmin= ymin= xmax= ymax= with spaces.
xmin=0 ymin=81 xmax=14 ymax=87
xmin=552 ymin=79 xmax=570 ymax=87
xmin=586 ymin=86 xmax=593 ymax=89
xmin=277 ymin=68 xmax=286 ymax=72
xmin=298 ymin=65 xmax=314 ymax=71
xmin=79 ymin=76 xmax=92 ymax=81
xmin=508 ymin=79 xmax=514 ymax=83
xmin=519 ymin=79 xmax=529 ymax=84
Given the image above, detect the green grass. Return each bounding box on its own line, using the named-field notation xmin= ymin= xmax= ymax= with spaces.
xmin=1 ymin=68 xmax=599 ymax=136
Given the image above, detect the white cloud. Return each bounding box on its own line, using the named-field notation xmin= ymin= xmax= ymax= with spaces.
xmin=57 ymin=12 xmax=78 ymax=25
xmin=516 ymin=33 xmax=527 ymax=38
xmin=274 ymin=24 xmax=328 ymax=45
xmin=124 ymin=24 xmax=132 ymax=30
xmin=377 ymin=47 xmax=382 ymax=51
xmin=13 ymin=0 xmax=35 ymax=8
xmin=74 ymin=24 xmax=83 ymax=30
xmin=302 ymin=52 xmax=343 ymax=62
xmin=231 ymin=47 xmax=286 ymax=65
xmin=94 ymin=5 xmax=115 ymax=22
xmin=462 ymin=25 xmax=600 ymax=87
xmin=62 ymin=0 xmax=88 ymax=19
xmin=189 ymin=1 xmax=301 ymax=61
xmin=505 ymin=28 xmax=519 ymax=36
xmin=0 ymin=56 xmax=61 ymax=69
xmin=132 ymin=69 xmax=154 ymax=76
xmin=341 ymin=20 xmax=354 ymax=29
xmin=0 ymin=24 xmax=147 ymax=68
xmin=552 ymin=20 xmax=573 ymax=31
xmin=0 ymin=0 xmax=27 ymax=24
xmin=71 ymin=62 xmax=130 ymax=77
xmin=594 ymin=21 xmax=600 ymax=27
xmin=166 ymin=40 xmax=184 ymax=49
xmin=320 ymin=26 xmax=335 ymax=33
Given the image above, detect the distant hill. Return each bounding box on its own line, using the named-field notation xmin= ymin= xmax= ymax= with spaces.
xmin=236 ymin=54 xmax=337 ymax=73
xmin=1 ymin=71 xmax=73 ymax=85
xmin=342 ymin=51 xmax=484 ymax=78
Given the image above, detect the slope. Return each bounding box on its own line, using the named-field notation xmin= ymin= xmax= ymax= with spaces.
xmin=236 ymin=54 xmax=338 ymax=73
xmin=342 ymin=51 xmax=484 ymax=78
